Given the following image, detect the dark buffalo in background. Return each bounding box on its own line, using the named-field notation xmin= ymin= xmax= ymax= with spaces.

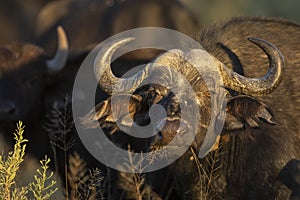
xmin=84 ymin=16 xmax=300 ymax=199
xmin=0 ymin=27 xmax=68 ymax=159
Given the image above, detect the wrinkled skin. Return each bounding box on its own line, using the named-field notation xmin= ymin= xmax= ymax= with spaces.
xmin=84 ymin=17 xmax=300 ymax=199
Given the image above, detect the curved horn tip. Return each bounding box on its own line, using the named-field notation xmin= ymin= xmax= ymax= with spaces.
xmin=95 ymin=36 xmax=146 ymax=95
xmin=57 ymin=25 xmax=69 ymax=51
xmin=247 ymin=37 xmax=272 ymax=49
xmin=247 ymin=37 xmax=262 ymax=43
xmin=117 ymin=37 xmax=135 ymax=43
xmin=95 ymin=37 xmax=136 ymax=66
xmin=94 ymin=37 xmax=136 ymax=74
xmin=47 ymin=25 xmax=69 ymax=74
xmin=106 ymin=37 xmax=135 ymax=49
xmin=94 ymin=37 xmax=136 ymax=72
xmin=247 ymin=36 xmax=284 ymax=65
xmin=221 ymin=36 xmax=284 ymax=95
xmin=247 ymin=37 xmax=282 ymax=54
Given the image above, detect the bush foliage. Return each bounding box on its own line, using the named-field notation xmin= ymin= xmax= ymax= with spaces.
xmin=0 ymin=121 xmax=58 ymax=200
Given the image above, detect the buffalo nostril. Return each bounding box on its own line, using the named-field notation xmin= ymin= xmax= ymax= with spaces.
xmin=0 ymin=102 xmax=16 ymax=115
xmin=157 ymin=131 xmax=163 ymax=139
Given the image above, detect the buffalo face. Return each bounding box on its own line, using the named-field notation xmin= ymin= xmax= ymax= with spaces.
xmin=83 ymin=36 xmax=283 ymax=157
xmin=0 ymin=44 xmax=47 ymax=121
xmin=0 ymin=27 xmax=68 ymax=123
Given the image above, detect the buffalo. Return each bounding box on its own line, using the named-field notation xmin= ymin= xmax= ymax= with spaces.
xmin=0 ymin=27 xmax=68 ymax=159
xmin=83 ymin=16 xmax=300 ymax=199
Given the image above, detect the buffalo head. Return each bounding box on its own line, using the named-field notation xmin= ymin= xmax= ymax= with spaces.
xmin=0 ymin=26 xmax=68 ymax=123
xmin=83 ymin=36 xmax=283 ymax=158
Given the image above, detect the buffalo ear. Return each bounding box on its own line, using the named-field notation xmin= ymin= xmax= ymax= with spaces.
xmin=81 ymin=99 xmax=111 ymax=129
xmin=224 ymin=95 xmax=276 ymax=131
xmin=81 ymin=94 xmax=142 ymax=132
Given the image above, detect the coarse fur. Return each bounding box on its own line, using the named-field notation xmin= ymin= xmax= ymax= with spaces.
xmin=199 ymin=16 xmax=300 ymax=199
xmin=86 ymin=16 xmax=300 ymax=199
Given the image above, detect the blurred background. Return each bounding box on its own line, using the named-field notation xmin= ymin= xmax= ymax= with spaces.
xmin=0 ymin=0 xmax=299 ymax=45
xmin=183 ymin=0 xmax=300 ymax=25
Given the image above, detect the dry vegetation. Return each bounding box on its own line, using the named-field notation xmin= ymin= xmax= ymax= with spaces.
xmin=0 ymin=121 xmax=105 ymax=200
xmin=0 ymin=97 xmax=227 ymax=199
xmin=0 ymin=121 xmax=57 ymax=200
